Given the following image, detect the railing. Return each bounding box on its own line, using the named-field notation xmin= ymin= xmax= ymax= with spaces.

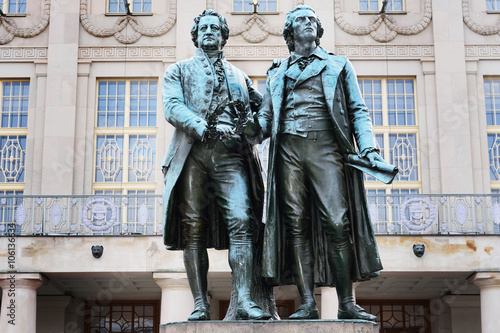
xmin=0 ymin=194 xmax=499 ymax=236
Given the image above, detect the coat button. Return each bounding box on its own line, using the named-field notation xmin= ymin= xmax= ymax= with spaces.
xmin=340 ymin=109 xmax=345 ymax=115
xmin=204 ymin=99 xmax=209 ymax=103
xmin=206 ymin=71 xmax=211 ymax=75
xmin=207 ymin=80 xmax=213 ymax=84
xmin=205 ymin=89 xmax=211 ymax=94
xmin=336 ymin=97 xmax=341 ymax=102
xmin=344 ymin=122 xmax=349 ymax=128
xmin=187 ymin=139 xmax=194 ymax=144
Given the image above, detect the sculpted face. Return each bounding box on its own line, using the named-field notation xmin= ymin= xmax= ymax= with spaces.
xmin=197 ymin=15 xmax=223 ymax=51
xmin=291 ymin=9 xmax=318 ymax=45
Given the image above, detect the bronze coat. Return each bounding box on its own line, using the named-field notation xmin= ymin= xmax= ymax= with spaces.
xmin=259 ymin=47 xmax=383 ymax=286
xmin=161 ymin=49 xmax=264 ymax=250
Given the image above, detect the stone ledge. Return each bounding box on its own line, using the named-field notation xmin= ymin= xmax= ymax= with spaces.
xmin=161 ymin=319 xmax=379 ymax=333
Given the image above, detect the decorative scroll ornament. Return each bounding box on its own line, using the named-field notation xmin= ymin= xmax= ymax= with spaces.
xmin=463 ymin=0 xmax=500 ymax=36
xmin=138 ymin=203 xmax=148 ymax=225
xmin=15 ymin=204 xmax=26 ymax=226
xmin=334 ymin=0 xmax=432 ymax=43
xmin=82 ymin=198 xmax=118 ymax=231
xmin=492 ymin=202 xmax=500 ymax=224
xmin=400 ymin=197 xmax=436 ymax=231
xmin=80 ymin=0 xmax=177 ymax=44
xmin=0 ymin=0 xmax=51 ymax=45
xmin=229 ymin=14 xmax=282 ymax=43
xmin=50 ymin=203 xmax=62 ymax=226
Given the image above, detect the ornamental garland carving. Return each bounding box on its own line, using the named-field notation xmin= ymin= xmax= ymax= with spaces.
xmin=229 ymin=14 xmax=283 ymax=43
xmin=463 ymin=0 xmax=500 ymax=36
xmin=80 ymin=0 xmax=177 ymax=44
xmin=334 ymin=0 xmax=432 ymax=43
xmin=227 ymin=0 xmax=304 ymax=43
xmin=0 ymin=0 xmax=50 ymax=45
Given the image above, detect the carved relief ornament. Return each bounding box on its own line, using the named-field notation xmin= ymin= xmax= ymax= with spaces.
xmin=0 ymin=0 xmax=51 ymax=45
xmin=463 ymin=0 xmax=500 ymax=36
xmin=227 ymin=0 xmax=304 ymax=43
xmin=334 ymin=0 xmax=432 ymax=43
xmin=79 ymin=0 xmax=177 ymax=44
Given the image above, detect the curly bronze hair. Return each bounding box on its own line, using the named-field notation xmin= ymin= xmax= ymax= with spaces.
xmin=190 ymin=9 xmax=230 ymax=49
xmin=283 ymin=5 xmax=324 ymax=52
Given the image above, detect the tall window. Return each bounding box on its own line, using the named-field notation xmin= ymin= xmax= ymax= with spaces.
xmin=358 ymin=77 xmax=420 ymax=194
xmin=233 ymin=0 xmax=277 ymax=13
xmin=0 ymin=80 xmax=28 ymax=231
xmin=485 ymin=78 xmax=500 ymax=191
xmin=107 ymin=0 xmax=152 ymax=14
xmin=358 ymin=300 xmax=430 ymax=333
xmin=93 ymin=79 xmax=157 ymax=195
xmin=359 ymin=0 xmax=405 ymax=12
xmin=487 ymin=0 xmax=500 ymax=11
xmin=0 ymin=0 xmax=27 ymax=14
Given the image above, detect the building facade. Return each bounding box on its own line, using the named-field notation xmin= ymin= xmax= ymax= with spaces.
xmin=0 ymin=0 xmax=499 ymax=332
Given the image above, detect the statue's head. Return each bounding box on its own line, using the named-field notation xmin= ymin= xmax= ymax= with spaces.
xmin=190 ymin=9 xmax=230 ymax=51
xmin=413 ymin=244 xmax=425 ymax=258
xmin=91 ymin=245 xmax=104 ymax=258
xmin=283 ymin=5 xmax=324 ymax=52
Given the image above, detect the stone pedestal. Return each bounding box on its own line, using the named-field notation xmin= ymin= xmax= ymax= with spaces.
xmin=160 ymin=320 xmax=378 ymax=333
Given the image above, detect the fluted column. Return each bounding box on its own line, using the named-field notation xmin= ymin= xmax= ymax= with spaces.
xmin=154 ymin=273 xmax=194 ymax=324
xmin=469 ymin=272 xmax=500 ymax=333
xmin=0 ymin=273 xmax=45 ymax=333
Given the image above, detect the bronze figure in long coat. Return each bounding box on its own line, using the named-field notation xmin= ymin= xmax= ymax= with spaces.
xmin=257 ymin=5 xmax=385 ymax=321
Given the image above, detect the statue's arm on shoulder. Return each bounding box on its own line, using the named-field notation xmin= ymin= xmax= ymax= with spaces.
xmin=256 ymin=60 xmax=281 ymax=139
xmin=162 ymin=63 xmax=207 ymax=140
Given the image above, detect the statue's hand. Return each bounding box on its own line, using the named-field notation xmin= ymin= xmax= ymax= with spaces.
xmin=216 ymin=124 xmax=237 ymax=139
xmin=242 ymin=115 xmax=261 ymax=137
xmin=366 ymin=151 xmax=385 ymax=167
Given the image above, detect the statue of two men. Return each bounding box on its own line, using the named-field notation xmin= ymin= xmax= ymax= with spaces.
xmin=162 ymin=6 xmax=386 ymax=322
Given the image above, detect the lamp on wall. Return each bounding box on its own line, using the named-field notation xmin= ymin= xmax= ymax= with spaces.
xmin=413 ymin=244 xmax=425 ymax=258
xmin=92 ymin=245 xmax=104 ymax=258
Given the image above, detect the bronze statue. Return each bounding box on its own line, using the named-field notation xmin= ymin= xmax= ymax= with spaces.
xmin=256 ymin=5 xmax=391 ymax=321
xmin=161 ymin=9 xmax=271 ymax=321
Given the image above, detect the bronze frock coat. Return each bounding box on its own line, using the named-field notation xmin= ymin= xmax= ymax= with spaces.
xmin=259 ymin=47 xmax=383 ymax=286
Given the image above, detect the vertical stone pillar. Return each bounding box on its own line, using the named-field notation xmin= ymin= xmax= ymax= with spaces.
xmin=432 ymin=0 xmax=474 ymax=193
xmin=320 ymin=287 xmax=338 ymax=319
xmin=40 ymin=0 xmax=81 ymax=194
xmin=469 ymin=272 xmax=500 ymax=333
xmin=0 ymin=273 xmax=45 ymax=333
xmin=153 ymin=273 xmax=194 ymax=324
xmin=420 ymin=59 xmax=441 ymax=193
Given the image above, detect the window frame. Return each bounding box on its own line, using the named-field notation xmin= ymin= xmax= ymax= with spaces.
xmin=484 ymin=77 xmax=500 ymax=191
xmin=105 ymin=0 xmax=153 ymax=16
xmin=0 ymin=0 xmax=27 ymax=16
xmin=0 ymin=79 xmax=29 ymax=192
xmin=358 ymin=76 xmax=421 ymax=194
xmin=486 ymin=0 xmax=500 ymax=13
xmin=232 ymin=0 xmax=279 ymax=14
xmin=358 ymin=0 xmax=406 ymax=14
xmin=93 ymin=78 xmax=159 ymax=195
xmin=84 ymin=300 xmax=160 ymax=333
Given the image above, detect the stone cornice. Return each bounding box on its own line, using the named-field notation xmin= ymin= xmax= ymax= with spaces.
xmin=78 ymin=46 xmax=176 ymax=61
